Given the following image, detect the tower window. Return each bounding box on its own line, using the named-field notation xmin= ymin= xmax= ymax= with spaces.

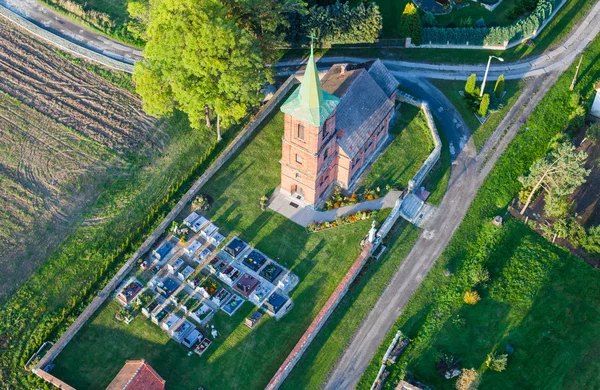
xmin=297 ymin=124 xmax=304 ymax=140
xmin=296 ymin=154 xmax=303 ymax=164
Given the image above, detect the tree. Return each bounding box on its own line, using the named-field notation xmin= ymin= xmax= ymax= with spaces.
xmin=456 ymin=368 xmax=480 ymax=390
xmin=586 ymin=123 xmax=600 ymax=144
xmin=465 ymin=74 xmax=477 ymax=95
xmin=582 ymin=225 xmax=600 ymax=254
xmin=400 ymin=2 xmax=422 ymax=45
xmin=518 ymin=143 xmax=589 ymax=214
xmin=133 ymin=0 xmax=270 ymax=142
xmin=463 ymin=291 xmax=481 ymax=305
xmin=127 ymin=0 xmax=150 ymax=40
xmin=478 ymin=94 xmax=490 ymax=117
xmin=486 ymin=352 xmax=508 ymax=372
xmin=544 ymin=193 xmax=571 ymax=218
xmin=423 ymin=11 xmax=437 ymax=27
xmin=494 ymin=74 xmax=505 ymax=98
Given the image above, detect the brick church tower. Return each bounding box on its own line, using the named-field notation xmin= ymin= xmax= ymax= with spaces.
xmin=279 ymin=47 xmax=340 ymax=206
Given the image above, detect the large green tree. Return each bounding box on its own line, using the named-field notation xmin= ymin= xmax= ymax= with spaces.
xmin=518 ymin=143 xmax=589 ymax=214
xmin=133 ymin=0 xmax=270 ymax=141
xmin=400 ymin=2 xmax=422 ymax=46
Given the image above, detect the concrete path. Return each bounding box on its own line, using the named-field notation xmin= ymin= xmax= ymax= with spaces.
xmin=0 ymin=0 xmax=143 ymax=63
xmin=323 ymin=71 xmax=563 ymax=389
xmin=268 ymin=190 xmax=402 ymax=227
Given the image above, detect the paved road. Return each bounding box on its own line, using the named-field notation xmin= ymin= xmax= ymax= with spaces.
xmin=322 ymin=67 xmax=569 ymax=389
xmin=1 ymin=0 xmax=599 ymax=80
xmin=0 ymin=0 xmax=143 ymax=63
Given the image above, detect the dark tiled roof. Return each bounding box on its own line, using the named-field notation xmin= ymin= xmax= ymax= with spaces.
xmin=327 ymin=70 xmax=394 ymax=158
xmin=365 ymin=59 xmax=400 ymax=98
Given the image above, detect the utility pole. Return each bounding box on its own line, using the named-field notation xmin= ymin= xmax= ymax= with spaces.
xmin=570 ymin=55 xmax=584 ymax=91
xmin=481 ymin=56 xmax=504 ymax=97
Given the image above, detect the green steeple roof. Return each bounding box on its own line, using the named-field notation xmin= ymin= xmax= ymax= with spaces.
xmin=280 ymin=45 xmax=340 ymax=127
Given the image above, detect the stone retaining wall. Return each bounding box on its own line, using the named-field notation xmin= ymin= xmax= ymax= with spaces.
xmin=33 ymin=75 xmax=299 ymax=387
xmin=396 ymin=91 xmax=442 ymax=192
xmin=0 ymin=4 xmax=135 ymax=73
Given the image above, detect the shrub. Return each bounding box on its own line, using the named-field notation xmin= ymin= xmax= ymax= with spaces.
xmin=544 ymin=193 xmax=571 ymax=218
xmin=465 ymin=74 xmax=477 ymax=95
xmin=485 ymin=352 xmax=508 ymax=372
xmin=479 ymin=94 xmax=490 ymax=117
xmin=423 ymin=11 xmax=437 ymax=27
xmin=463 ymin=291 xmax=481 ymax=305
xmin=582 ymin=225 xmax=600 ymax=254
xmin=259 ymin=195 xmax=268 ymax=211
xmin=456 ymin=368 xmax=480 ymax=390
xmin=400 ymin=2 xmax=423 ymax=45
xmin=494 ymin=74 xmax=505 ymax=98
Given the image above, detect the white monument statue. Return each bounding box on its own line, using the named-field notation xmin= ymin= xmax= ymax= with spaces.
xmin=591 ymin=81 xmax=600 ymax=118
xmin=368 ymin=220 xmax=377 ymax=243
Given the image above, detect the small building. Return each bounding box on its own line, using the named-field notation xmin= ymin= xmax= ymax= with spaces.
xmin=234 ymin=274 xmax=260 ymax=298
xmin=151 ymin=305 xmax=172 ymax=325
xmin=219 ymin=265 xmax=242 ymax=286
xmin=118 ymin=281 xmax=143 ymax=306
xmin=193 ymin=337 xmax=212 ymax=356
xmin=153 ymin=241 xmax=174 ymax=261
xmin=190 ymin=303 xmax=214 ymax=324
xmin=167 ymin=257 xmax=184 ymax=274
xmin=249 ymin=284 xmax=273 ymax=306
xmin=106 ymin=359 xmax=165 ymax=390
xmin=223 ymin=237 xmax=248 ymax=260
xmin=244 ymin=311 xmax=263 ymax=329
xmin=183 ymin=211 xmax=201 ymax=227
xmin=221 ymin=294 xmax=244 ymax=316
xmin=242 ymin=249 xmax=267 ymax=272
xmin=263 ymin=291 xmax=293 ymax=318
xmin=181 ymin=296 xmax=200 ymax=314
xmin=211 ymin=288 xmax=231 ymax=306
xmin=171 ymin=289 xmax=189 ymax=305
xmin=182 ymin=329 xmax=202 ymax=348
xmin=184 ymin=240 xmax=202 ymax=256
xmin=177 ymin=265 xmax=195 ymax=281
xmin=200 ymin=223 xmax=219 ymax=240
xmin=395 ymin=381 xmax=422 ymax=390
xmin=196 ymin=247 xmax=212 ymax=263
xmin=190 ymin=215 xmax=209 ymax=233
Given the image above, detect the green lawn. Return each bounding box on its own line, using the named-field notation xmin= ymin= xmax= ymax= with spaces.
xmin=357 ymin=31 xmax=600 ymax=390
xmin=431 ymin=79 xmax=524 ymax=151
xmin=359 ymin=105 xmax=434 ymax=192
xmin=405 ymin=219 xmax=600 ymax=390
xmin=51 ymin=102 xmax=383 ymax=390
xmin=435 ymin=0 xmax=520 ymax=27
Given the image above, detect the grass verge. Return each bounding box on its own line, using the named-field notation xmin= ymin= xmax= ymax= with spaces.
xmin=357 ymin=30 xmax=600 ymax=390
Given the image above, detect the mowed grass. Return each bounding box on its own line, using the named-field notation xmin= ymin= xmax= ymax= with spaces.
xmin=431 ymin=78 xmax=524 ymax=151
xmin=407 ymin=219 xmax=600 ymax=389
xmin=358 ymin=32 xmax=600 ymax=390
xmin=359 ymin=105 xmax=433 ymax=192
xmin=52 ymin=102 xmax=383 ymax=389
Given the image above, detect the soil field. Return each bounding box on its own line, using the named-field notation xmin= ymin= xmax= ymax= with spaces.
xmin=0 ymin=18 xmax=176 ymax=299
xmin=0 ymin=18 xmax=161 ymax=155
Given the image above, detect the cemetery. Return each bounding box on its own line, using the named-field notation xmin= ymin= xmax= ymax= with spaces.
xmin=109 ymin=208 xmax=299 ymax=360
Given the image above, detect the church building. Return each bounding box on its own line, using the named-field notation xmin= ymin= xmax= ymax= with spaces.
xmin=279 ymin=48 xmax=399 ymax=206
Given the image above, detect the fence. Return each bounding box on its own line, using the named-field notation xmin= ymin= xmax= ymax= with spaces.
xmin=33 ymin=75 xmax=299 ymax=387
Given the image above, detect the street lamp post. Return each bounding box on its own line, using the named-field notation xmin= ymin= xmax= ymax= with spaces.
xmin=480 ymin=55 xmax=504 ymax=97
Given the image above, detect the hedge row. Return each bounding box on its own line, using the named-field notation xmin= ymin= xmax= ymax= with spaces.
xmin=422 ymin=0 xmax=560 ymax=45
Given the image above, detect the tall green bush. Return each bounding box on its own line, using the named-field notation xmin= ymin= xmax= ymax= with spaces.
xmin=479 ymin=94 xmax=490 ymax=117
xmin=400 ymin=2 xmax=423 ymax=46
xmin=465 ymin=74 xmax=477 ymax=95
xmin=495 ymin=74 xmax=505 ymax=98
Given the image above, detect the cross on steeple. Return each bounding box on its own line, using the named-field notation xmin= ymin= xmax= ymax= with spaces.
xmin=307 ymin=34 xmax=317 ymax=55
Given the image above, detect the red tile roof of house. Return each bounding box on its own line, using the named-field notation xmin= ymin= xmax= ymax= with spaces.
xmin=106 ymin=360 xmax=165 ymax=390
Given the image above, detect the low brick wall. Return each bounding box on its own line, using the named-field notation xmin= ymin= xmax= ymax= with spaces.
xmin=33 ymin=76 xmax=299 ymax=386
xmin=0 ymin=4 xmax=135 ymax=73
xmin=35 ymin=370 xmax=75 ymax=390
xmin=266 ymin=241 xmax=374 ymax=390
